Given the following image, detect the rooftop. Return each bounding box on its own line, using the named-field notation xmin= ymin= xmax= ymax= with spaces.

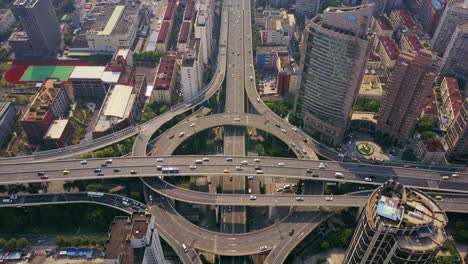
xmin=423 ymin=90 xmax=438 ymax=115
xmin=178 ymin=21 xmax=190 ymax=44
xmin=22 ymin=79 xmax=62 ymax=121
xmin=378 ymin=35 xmax=400 ymax=60
xmin=403 ymin=34 xmax=423 ymax=52
xmin=442 ymin=77 xmax=464 ymax=117
xmin=70 ymin=66 xmax=106 ymax=79
xmin=157 ymin=21 xmax=170 ymax=43
xmin=44 ymin=119 xmax=70 ymax=139
xmin=163 ymin=1 xmax=176 ymax=21
xmin=375 ymin=15 xmax=393 ymax=31
xmin=104 ymin=217 xmax=134 ymax=264
xmin=154 ymin=54 xmax=176 ymax=90
xmin=0 ymin=9 xmax=11 ymax=16
xmin=393 ymin=9 xmax=421 ymax=30
xmin=257 ymin=46 xmax=288 ymax=54
xmin=277 ymin=54 xmax=298 ymax=73
xmin=183 ymin=1 xmax=194 ymax=21
xmin=9 ymin=31 xmax=28 ymax=41
xmin=422 ymin=140 xmax=445 ymax=152
xmin=95 ymin=84 xmax=135 ymax=133
xmin=368 ymin=51 xmax=381 ymax=62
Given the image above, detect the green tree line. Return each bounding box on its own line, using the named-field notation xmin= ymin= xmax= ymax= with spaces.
xmin=55 ymin=236 xmax=106 ymax=248
xmin=0 ymin=237 xmax=28 ymax=250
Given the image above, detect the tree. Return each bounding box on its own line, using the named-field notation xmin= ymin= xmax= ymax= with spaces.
xmin=159 ymin=105 xmax=169 ymax=114
xmin=206 ymin=139 xmax=215 ymax=150
xmin=320 ymin=241 xmax=330 ymax=251
xmin=56 ymin=236 xmax=66 ymax=247
xmin=256 ymin=144 xmax=265 ymax=156
xmin=417 ymin=117 xmax=433 ymax=132
xmin=0 ymin=238 xmax=6 ymax=249
xmin=5 ymin=238 xmax=16 ymax=250
xmin=420 ymin=131 xmax=437 ymax=140
xmin=402 ymin=149 xmax=418 ymax=162
xmin=16 ymin=237 xmax=28 ymax=249
xmin=86 ymin=184 xmax=108 ymax=192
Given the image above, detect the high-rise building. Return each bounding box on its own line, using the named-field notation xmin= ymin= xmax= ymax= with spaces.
xmin=10 ymin=0 xmax=60 ymax=59
xmin=295 ymin=0 xmax=323 ymax=18
xmin=344 ymin=180 xmax=448 ymax=264
xmin=431 ymin=0 xmax=468 ymax=56
xmin=194 ymin=0 xmax=213 ymax=65
xmin=444 ymin=98 xmax=468 ymax=161
xmin=362 ymin=0 xmax=387 ymax=15
xmin=376 ymin=50 xmax=438 ymax=143
xmin=181 ymin=40 xmax=203 ymax=101
xmin=441 ymin=22 xmax=468 ymax=82
xmin=417 ymin=0 xmax=446 ymax=36
xmin=298 ymin=4 xmax=373 ymax=146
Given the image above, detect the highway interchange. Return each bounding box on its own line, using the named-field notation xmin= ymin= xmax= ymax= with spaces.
xmin=0 ymin=0 xmax=467 ymax=263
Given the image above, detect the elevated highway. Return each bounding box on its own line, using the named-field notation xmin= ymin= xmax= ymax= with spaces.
xmin=0 ymin=156 xmax=466 ymax=193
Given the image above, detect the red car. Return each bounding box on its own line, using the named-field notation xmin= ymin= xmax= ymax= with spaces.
xmin=40 ymin=175 xmax=49 ymax=180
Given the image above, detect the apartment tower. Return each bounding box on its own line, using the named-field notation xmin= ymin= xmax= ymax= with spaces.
xmin=431 ymin=0 xmax=468 ymax=56
xmin=344 ymin=180 xmax=448 ymax=264
xmin=444 ymin=98 xmax=468 ymax=161
xmin=376 ymin=50 xmax=437 ymax=143
xmin=11 ymin=0 xmax=60 ymax=58
xmin=298 ymin=4 xmax=373 ymax=146
xmin=441 ymin=22 xmax=468 ymax=82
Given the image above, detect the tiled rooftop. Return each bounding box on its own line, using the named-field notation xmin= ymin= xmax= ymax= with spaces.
xmin=375 ymin=15 xmax=393 ymax=31
xmin=378 ymin=35 xmax=400 ymax=60
xmin=163 ymin=1 xmax=176 ymax=21
xmin=154 ymin=54 xmax=176 ymax=90
xmin=443 ymin=77 xmax=464 ymax=117
xmin=403 ymin=34 xmax=423 ymax=52
xmin=157 ymin=21 xmax=170 ymax=43
xmin=394 ymin=9 xmax=421 ymax=30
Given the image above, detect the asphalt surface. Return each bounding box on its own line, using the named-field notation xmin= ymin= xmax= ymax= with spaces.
xmin=0 ymin=156 xmax=466 ymax=193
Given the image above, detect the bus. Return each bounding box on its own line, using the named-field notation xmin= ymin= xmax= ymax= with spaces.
xmin=162 ymin=167 xmax=180 ymax=174
xmin=87 ymin=192 xmax=105 ymax=198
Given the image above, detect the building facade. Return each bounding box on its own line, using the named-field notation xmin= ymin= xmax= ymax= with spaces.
xmin=441 ymin=22 xmax=468 ymax=82
xmin=400 ymin=33 xmax=424 ymax=53
xmin=152 ymin=54 xmax=177 ymax=104
xmin=10 ymin=0 xmax=60 ymax=59
xmin=439 ymin=77 xmax=463 ymax=129
xmin=298 ymin=4 xmax=373 ymax=146
xmin=43 ymin=119 xmax=73 ymax=148
xmin=0 ymin=102 xmax=16 ymax=147
xmin=344 ymin=180 xmax=448 ymax=264
xmin=276 ymin=53 xmax=299 ymax=95
xmin=181 ymin=41 xmax=203 ymax=101
xmin=431 ymin=0 xmax=468 ymax=56
xmin=444 ymin=98 xmax=468 ymax=161
xmin=295 ymin=0 xmax=322 ymax=18
xmin=376 ymin=50 xmax=437 ymax=143
xmin=194 ymin=0 xmax=213 ymax=65
xmin=375 ymin=35 xmax=400 ymax=69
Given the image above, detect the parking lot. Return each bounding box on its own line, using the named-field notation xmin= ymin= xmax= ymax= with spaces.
xmin=257 ymin=71 xmax=277 ymax=96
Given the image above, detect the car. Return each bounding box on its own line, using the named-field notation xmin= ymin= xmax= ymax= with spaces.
xmin=358 ymin=164 xmax=366 ymax=167
xmin=259 ymin=245 xmax=268 ymax=251
xmin=233 ymin=118 xmax=240 ymax=121
xmin=247 ymin=176 xmax=253 ymax=180
xmin=452 ymin=174 xmax=459 ymax=178
xmin=364 ymin=177 xmax=373 ymax=182
xmin=319 ymin=162 xmax=327 ymax=169
xmin=255 ymin=166 xmax=262 ymax=170
xmin=276 ymin=187 xmax=283 ymax=192
xmin=131 ymin=170 xmax=138 ymax=174
xmin=114 ymin=168 xmax=121 ymax=172
xmin=101 ymin=163 xmax=108 ymax=167
xmin=325 ymin=196 xmax=333 ymax=201
xmin=434 ymin=195 xmax=443 ymax=200
xmin=189 ymin=165 xmax=197 ymax=169
xmin=295 ymin=197 xmax=304 ymax=201
xmin=275 ymin=124 xmax=280 ymax=128
xmin=227 ymin=206 xmax=232 ymax=212
xmin=441 ymin=176 xmax=450 ymax=180
xmin=254 ymin=158 xmax=261 ymax=162
xmin=291 ymin=127 xmax=297 ymax=132
xmin=190 ymin=123 xmax=196 ymax=127
xmin=156 ymin=165 xmax=162 ymax=171
xmin=241 ymin=160 xmax=248 ymax=165
xmin=235 ymin=166 xmax=242 ymax=171
xmin=94 ymin=168 xmax=102 ymax=173
xmin=80 ymin=160 xmax=87 ymax=165
xmin=224 ymin=169 xmax=231 ymax=173
xmin=306 ymin=169 xmax=313 ymax=173
xmin=291 ymin=142 xmax=296 ymax=147
xmin=203 ymin=157 xmax=210 ymax=161
xmin=97 ymin=172 xmax=104 ymax=176
xmin=40 ymin=175 xmax=49 ymax=180
xmin=281 ymin=129 xmax=287 ymax=133
xmin=249 ymin=64 xmax=252 ymax=67
xmin=37 ymin=171 xmax=46 ymax=176
xmin=351 ymin=157 xmax=359 ymax=162
xmin=169 ymin=135 xmax=175 ymax=139
xmin=312 ymin=173 xmax=319 ymax=177
xmin=156 ymin=158 xmax=164 ymax=162
xmin=62 ymin=169 xmax=70 ymax=175
xmin=226 ymin=157 xmax=233 ymax=161
xmin=403 ymin=164 xmax=411 ymax=168
xmin=289 ymin=229 xmax=295 ymax=236
xmin=105 ymin=159 xmax=113 ymax=164
xmin=249 ymin=195 xmax=257 ymax=200
xmin=256 ymin=98 xmax=260 ymax=102
xmin=278 ymin=162 xmax=286 ymax=167
xmin=179 ymin=132 xmax=185 ymax=137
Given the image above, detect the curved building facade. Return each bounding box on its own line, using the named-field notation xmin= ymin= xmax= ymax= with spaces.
xmin=344 ymin=180 xmax=448 ymax=264
xmin=298 ymin=4 xmax=373 ymax=146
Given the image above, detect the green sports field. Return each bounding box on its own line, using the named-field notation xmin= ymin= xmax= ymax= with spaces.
xmin=20 ymin=66 xmax=75 ymax=82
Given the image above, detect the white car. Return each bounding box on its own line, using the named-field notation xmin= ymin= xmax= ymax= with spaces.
xmin=325 ymin=196 xmax=333 ymax=201
xmin=80 ymin=160 xmax=87 ymax=165
xmin=364 ymin=177 xmax=373 ymax=182
xmin=278 ymin=162 xmax=286 ymax=167
xmin=179 ymin=132 xmax=185 ymax=137
xmin=281 ymin=129 xmax=287 ymax=133
xmin=190 ymin=123 xmax=196 ymax=127
xmin=291 ymin=127 xmax=297 ymax=132
xmin=295 ymin=197 xmax=304 ymax=201
xmin=189 ymin=165 xmax=197 ymax=169
xmin=233 ymin=118 xmax=240 ymax=121
xmin=156 ymin=158 xmax=164 ymax=162
xmin=254 ymin=158 xmax=261 ymax=162
xmin=276 ymin=187 xmax=283 ymax=192
xmin=202 ymin=157 xmax=210 ymax=161
xmin=249 ymin=195 xmax=257 ymax=200
xmin=105 ymin=159 xmax=113 ymax=164
xmin=318 ymin=162 xmax=327 ymax=169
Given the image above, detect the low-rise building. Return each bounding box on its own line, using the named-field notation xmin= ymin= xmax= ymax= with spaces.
xmin=358 ymin=74 xmax=384 ymax=101
xmin=0 ymin=9 xmax=16 ymax=34
xmin=275 ymin=53 xmax=299 ymax=95
xmin=163 ymin=1 xmax=176 ymax=21
xmin=20 ymin=79 xmax=70 ymax=143
xmin=263 ymin=14 xmax=292 ymax=46
xmin=372 ymin=15 xmax=394 ymax=37
xmin=0 ymin=102 xmax=16 ymax=147
xmin=367 ymin=52 xmax=382 ymax=69
xmin=156 ymin=21 xmax=171 ymax=52
xmin=414 ymin=138 xmax=446 ymax=164
xmin=440 ymin=77 xmax=463 ymax=129
xmin=43 ymin=119 xmax=72 ymax=147
xmin=183 ymin=1 xmax=195 ymax=22
xmin=256 ymin=46 xmax=288 ymax=68
xmin=390 ymin=9 xmax=422 ymax=34
xmin=177 ymin=21 xmax=191 ymax=52
xmin=400 ymin=33 xmax=424 ymax=53
xmin=104 ymin=212 xmax=165 ymax=264
xmin=421 ymin=90 xmax=439 ymax=125
xmin=152 ymin=54 xmax=177 ymax=104
xmin=376 ymin=35 xmax=400 ymax=69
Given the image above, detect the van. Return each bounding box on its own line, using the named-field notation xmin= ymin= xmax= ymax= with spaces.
xmin=182 ymin=244 xmax=188 ymax=253
xmin=2 ymin=199 xmax=12 ymax=203
xmin=195 ymin=160 xmax=203 ymax=164
xmin=335 ymin=172 xmax=344 ymax=178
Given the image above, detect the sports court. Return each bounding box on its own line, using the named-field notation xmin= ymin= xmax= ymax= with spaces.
xmin=19 ymin=65 xmax=75 ymax=82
